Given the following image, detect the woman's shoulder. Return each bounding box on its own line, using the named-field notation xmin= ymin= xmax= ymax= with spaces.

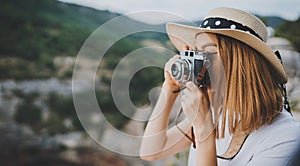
xmin=215 ymin=110 xmax=300 ymax=165
xmin=258 ymin=110 xmax=299 ymax=136
xmin=252 ymin=110 xmax=300 ymax=151
xmin=237 ymin=110 xmax=300 ymax=165
xmin=267 ymin=110 xmax=300 ymax=133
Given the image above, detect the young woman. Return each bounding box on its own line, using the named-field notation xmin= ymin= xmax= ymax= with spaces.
xmin=140 ymin=7 xmax=300 ymax=165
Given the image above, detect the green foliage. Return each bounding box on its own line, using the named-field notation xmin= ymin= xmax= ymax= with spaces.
xmin=276 ymin=17 xmax=300 ymax=51
xmin=130 ymin=67 xmax=164 ymax=106
xmin=0 ymin=0 xmax=121 ymax=79
xmin=290 ymin=100 xmax=300 ymax=112
xmin=43 ymin=113 xmax=70 ymax=135
xmin=12 ymin=89 xmax=39 ymax=102
xmin=101 ymin=32 xmax=166 ymax=105
xmin=96 ymin=90 xmax=131 ymax=129
xmin=47 ymin=92 xmax=75 ymax=117
xmin=15 ymin=102 xmax=42 ymax=126
xmin=12 ymin=91 xmax=85 ymax=135
xmin=46 ymin=92 xmax=83 ymax=134
xmin=101 ymin=31 xmax=171 ymax=75
xmin=14 ymin=91 xmax=42 ymax=131
xmin=0 ymin=0 xmax=117 ymax=60
xmin=103 ymin=36 xmax=144 ymax=69
xmin=0 ymin=0 xmax=170 ymax=80
xmin=0 ymin=58 xmax=56 ymax=80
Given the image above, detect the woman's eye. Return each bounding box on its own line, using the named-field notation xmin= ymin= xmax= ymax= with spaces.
xmin=204 ymin=51 xmax=217 ymax=56
xmin=204 ymin=45 xmax=217 ymax=52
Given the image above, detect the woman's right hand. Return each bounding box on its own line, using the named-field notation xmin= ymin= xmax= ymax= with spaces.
xmin=163 ymin=55 xmax=180 ymax=94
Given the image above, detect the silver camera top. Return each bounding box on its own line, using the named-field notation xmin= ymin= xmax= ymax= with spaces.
xmin=179 ymin=50 xmax=210 ymax=67
xmin=180 ymin=50 xmax=206 ymax=60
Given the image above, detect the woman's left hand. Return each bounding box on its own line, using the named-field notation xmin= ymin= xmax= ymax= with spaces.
xmin=181 ymin=82 xmax=213 ymax=139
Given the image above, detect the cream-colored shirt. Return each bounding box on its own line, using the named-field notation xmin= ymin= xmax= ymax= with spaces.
xmin=188 ymin=109 xmax=300 ymax=166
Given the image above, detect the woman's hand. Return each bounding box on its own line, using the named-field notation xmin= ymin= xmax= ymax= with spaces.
xmin=181 ymin=82 xmax=214 ymax=140
xmin=162 ymin=55 xmax=180 ymax=95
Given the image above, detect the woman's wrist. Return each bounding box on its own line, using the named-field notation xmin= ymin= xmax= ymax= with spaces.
xmin=162 ymin=81 xmax=179 ymax=99
xmin=192 ymin=111 xmax=215 ymax=142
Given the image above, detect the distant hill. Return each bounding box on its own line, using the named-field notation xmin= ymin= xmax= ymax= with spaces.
xmin=276 ymin=17 xmax=300 ymax=51
xmin=0 ymin=0 xmax=122 ymax=60
xmin=0 ymin=0 xmax=297 ymax=60
xmin=260 ymin=16 xmax=285 ymax=28
xmin=0 ymin=0 xmax=169 ymax=79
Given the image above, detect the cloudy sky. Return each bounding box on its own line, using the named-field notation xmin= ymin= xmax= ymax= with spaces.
xmin=59 ymin=0 xmax=299 ymax=24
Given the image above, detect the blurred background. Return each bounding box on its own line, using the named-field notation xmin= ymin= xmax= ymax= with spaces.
xmin=0 ymin=0 xmax=299 ymax=165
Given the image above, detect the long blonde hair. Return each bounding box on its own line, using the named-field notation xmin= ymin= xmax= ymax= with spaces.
xmin=216 ymin=34 xmax=283 ymax=138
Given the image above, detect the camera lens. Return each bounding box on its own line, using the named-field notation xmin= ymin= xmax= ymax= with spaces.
xmin=171 ymin=62 xmax=182 ymax=80
xmin=182 ymin=61 xmax=190 ymax=81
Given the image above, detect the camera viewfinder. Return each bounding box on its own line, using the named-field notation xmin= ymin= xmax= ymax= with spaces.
xmin=190 ymin=51 xmax=194 ymax=57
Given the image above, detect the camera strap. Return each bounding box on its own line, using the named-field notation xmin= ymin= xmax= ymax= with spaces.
xmin=274 ymin=50 xmax=291 ymax=114
xmin=196 ymin=65 xmax=208 ymax=83
xmin=217 ymin=122 xmax=250 ymax=160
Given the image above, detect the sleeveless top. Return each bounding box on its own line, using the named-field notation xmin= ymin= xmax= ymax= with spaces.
xmin=188 ymin=109 xmax=300 ymax=166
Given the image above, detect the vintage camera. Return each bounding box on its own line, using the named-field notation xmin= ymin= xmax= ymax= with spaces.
xmin=171 ymin=50 xmax=211 ymax=87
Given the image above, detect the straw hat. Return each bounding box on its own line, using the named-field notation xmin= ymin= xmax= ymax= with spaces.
xmin=166 ymin=7 xmax=287 ymax=83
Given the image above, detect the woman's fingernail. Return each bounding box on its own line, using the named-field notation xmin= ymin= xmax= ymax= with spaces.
xmin=184 ymin=45 xmax=189 ymax=50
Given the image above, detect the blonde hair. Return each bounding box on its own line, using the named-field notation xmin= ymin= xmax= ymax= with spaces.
xmin=216 ymin=34 xmax=283 ymax=138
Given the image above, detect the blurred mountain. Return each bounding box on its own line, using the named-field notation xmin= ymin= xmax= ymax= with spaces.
xmin=0 ymin=0 xmax=121 ymax=60
xmin=0 ymin=0 xmax=169 ymax=79
xmin=0 ymin=0 xmax=298 ymax=61
xmin=260 ymin=16 xmax=285 ymax=28
xmin=276 ymin=17 xmax=300 ymax=51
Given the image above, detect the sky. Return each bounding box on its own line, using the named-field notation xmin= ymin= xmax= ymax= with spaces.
xmin=58 ymin=0 xmax=300 ymax=24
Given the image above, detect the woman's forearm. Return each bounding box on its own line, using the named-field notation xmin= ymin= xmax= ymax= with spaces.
xmin=140 ymin=82 xmax=179 ymax=159
xmin=194 ymin=111 xmax=217 ymax=166
xmin=195 ymin=130 xmax=217 ymax=166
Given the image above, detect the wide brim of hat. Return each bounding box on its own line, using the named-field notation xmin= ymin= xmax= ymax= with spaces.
xmin=166 ymin=22 xmax=287 ymax=83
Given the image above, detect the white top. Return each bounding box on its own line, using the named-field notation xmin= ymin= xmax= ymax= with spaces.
xmin=188 ymin=109 xmax=300 ymax=166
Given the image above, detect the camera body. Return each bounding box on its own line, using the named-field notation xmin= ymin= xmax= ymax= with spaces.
xmin=171 ymin=50 xmax=210 ymax=87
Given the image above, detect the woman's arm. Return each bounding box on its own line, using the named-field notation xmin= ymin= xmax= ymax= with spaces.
xmin=194 ymin=113 xmax=217 ymax=166
xmin=139 ymin=82 xmax=192 ymax=160
xmin=181 ymin=82 xmax=217 ymax=165
xmin=140 ymin=55 xmax=193 ymax=160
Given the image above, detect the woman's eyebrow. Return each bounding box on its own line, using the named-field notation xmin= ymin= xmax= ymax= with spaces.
xmin=195 ymin=43 xmax=217 ymax=50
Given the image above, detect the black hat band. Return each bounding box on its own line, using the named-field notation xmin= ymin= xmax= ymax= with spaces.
xmin=200 ymin=17 xmax=263 ymax=41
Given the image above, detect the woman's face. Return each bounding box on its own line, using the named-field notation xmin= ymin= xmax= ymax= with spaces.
xmin=194 ymin=33 xmax=225 ymax=107
xmin=195 ymin=33 xmax=221 ymax=74
xmin=194 ymin=33 xmax=218 ymax=54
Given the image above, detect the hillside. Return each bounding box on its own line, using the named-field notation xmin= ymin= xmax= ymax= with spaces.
xmin=0 ymin=0 xmax=298 ymax=65
xmin=0 ymin=0 xmax=120 ymax=59
xmin=0 ymin=0 xmax=115 ymax=79
xmin=0 ymin=0 xmax=169 ymax=80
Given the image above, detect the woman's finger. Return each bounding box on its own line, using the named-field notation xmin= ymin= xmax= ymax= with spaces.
xmin=185 ymin=82 xmax=199 ymax=92
xmin=165 ymin=55 xmax=179 ymax=74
